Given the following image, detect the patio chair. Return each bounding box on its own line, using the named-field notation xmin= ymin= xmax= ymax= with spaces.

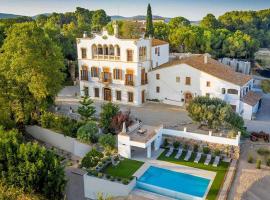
xmin=165 ymin=147 xmax=174 ymax=157
xmin=111 ymin=157 xmax=120 ymax=166
xmin=194 ymin=152 xmax=202 ymax=163
xmin=204 ymin=154 xmax=212 ymax=165
xmin=213 ymin=156 xmax=220 ymax=167
xmin=184 ymin=150 xmax=192 ymax=161
xmin=174 ymin=147 xmax=183 ymax=159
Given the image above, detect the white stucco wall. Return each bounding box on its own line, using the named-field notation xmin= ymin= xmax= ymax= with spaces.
xmin=147 ymin=63 xmax=253 ymax=116
xmin=151 ymin=44 xmax=169 ymax=67
xmin=26 ymin=126 xmax=92 ymax=158
xmin=84 ymin=174 xmax=136 ymax=199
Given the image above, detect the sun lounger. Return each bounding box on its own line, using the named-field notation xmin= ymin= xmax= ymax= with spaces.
xmin=213 ymin=156 xmax=220 ymax=167
xmin=184 ymin=150 xmax=192 ymax=161
xmin=174 ymin=147 xmax=183 ymax=159
xmin=204 ymin=154 xmax=212 ymax=165
xmin=165 ymin=147 xmax=174 ymax=157
xmin=194 ymin=152 xmax=202 ymax=163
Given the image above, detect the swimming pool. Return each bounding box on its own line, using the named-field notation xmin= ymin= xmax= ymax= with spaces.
xmin=137 ymin=166 xmax=211 ymax=200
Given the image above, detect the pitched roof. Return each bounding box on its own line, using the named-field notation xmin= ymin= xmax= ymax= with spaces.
xmin=152 ymin=38 xmax=168 ymax=47
xmin=241 ymin=91 xmax=263 ymax=106
xmin=152 ymin=55 xmax=252 ymax=86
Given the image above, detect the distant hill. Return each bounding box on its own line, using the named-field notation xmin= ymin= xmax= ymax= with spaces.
xmin=32 ymin=13 xmax=52 ymax=19
xmin=110 ymin=15 xmax=171 ymax=22
xmin=0 ymin=13 xmax=22 ymax=19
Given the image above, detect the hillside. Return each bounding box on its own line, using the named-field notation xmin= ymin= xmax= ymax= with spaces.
xmin=0 ymin=13 xmax=22 ymax=19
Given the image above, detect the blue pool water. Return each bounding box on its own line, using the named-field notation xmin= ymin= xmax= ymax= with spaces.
xmin=137 ymin=166 xmax=210 ymax=200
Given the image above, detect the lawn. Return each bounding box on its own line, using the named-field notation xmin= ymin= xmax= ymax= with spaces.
xmin=158 ymin=149 xmax=229 ymax=200
xmin=102 ymin=158 xmax=144 ymax=179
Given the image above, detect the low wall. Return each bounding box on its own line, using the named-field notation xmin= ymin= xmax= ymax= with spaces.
xmin=26 ymin=126 xmax=91 ymax=158
xmin=83 ymin=174 xmax=136 ymax=199
xmin=162 ymin=128 xmax=240 ymax=146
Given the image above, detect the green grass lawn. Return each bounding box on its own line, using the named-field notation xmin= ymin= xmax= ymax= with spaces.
xmin=158 ymin=149 xmax=229 ymax=200
xmin=102 ymin=158 xmax=144 ymax=179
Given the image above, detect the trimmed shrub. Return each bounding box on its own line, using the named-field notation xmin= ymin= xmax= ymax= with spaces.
xmin=81 ymin=149 xmax=103 ymax=168
xmin=193 ymin=144 xmax=199 ymax=152
xmin=173 ymin=141 xmax=180 ymax=149
xmin=163 ymin=138 xmax=168 ymax=147
xmin=266 ymin=158 xmax=270 ymax=166
xmin=99 ymin=134 xmax=116 ymax=150
xmin=122 ymin=178 xmax=129 ymax=185
xmin=256 ymin=159 xmax=262 ymax=169
xmin=98 ymin=173 xmax=103 ymax=178
xmin=203 ymin=146 xmax=210 ymax=154
xmin=77 ymin=121 xmax=99 ymax=143
xmin=214 ymin=149 xmax=221 ymax=156
xmin=248 ymin=154 xmax=254 ymax=163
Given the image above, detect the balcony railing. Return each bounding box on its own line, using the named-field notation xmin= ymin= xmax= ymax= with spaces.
xmin=92 ymin=54 xmax=120 ymax=61
xmin=100 ymin=72 xmax=112 ymax=84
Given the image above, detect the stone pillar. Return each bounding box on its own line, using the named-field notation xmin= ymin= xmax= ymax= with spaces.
xmin=147 ymin=145 xmax=151 ymax=158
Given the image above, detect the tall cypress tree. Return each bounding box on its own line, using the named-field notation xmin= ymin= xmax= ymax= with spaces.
xmin=145 ymin=3 xmax=154 ymax=37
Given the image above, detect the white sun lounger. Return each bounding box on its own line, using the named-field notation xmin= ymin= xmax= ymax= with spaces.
xmin=165 ymin=147 xmax=174 ymax=157
xmin=174 ymin=147 xmax=183 ymax=159
xmin=204 ymin=154 xmax=212 ymax=165
xmin=213 ymin=156 xmax=220 ymax=167
xmin=184 ymin=150 xmax=192 ymax=161
xmin=194 ymin=152 xmax=202 ymax=163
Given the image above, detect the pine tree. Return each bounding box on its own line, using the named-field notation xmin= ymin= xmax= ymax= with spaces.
xmin=78 ymin=96 xmax=96 ymax=121
xmin=145 ymin=3 xmax=154 ymax=37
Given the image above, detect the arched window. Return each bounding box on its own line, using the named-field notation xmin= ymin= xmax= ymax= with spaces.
xmin=103 ymin=44 xmax=109 ymax=55
xmin=115 ymin=45 xmax=120 ymax=56
xmin=109 ymin=45 xmax=114 ymax=56
xmin=97 ymin=44 xmax=103 ymax=55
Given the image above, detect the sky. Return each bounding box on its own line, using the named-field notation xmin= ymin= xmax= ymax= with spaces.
xmin=1 ymin=0 xmax=270 ymax=21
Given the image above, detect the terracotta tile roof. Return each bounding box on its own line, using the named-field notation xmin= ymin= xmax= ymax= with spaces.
xmin=152 ymin=38 xmax=168 ymax=47
xmin=242 ymin=91 xmax=263 ymax=106
xmin=151 ymin=55 xmax=252 ymax=86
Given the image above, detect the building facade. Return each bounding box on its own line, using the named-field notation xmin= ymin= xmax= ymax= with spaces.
xmin=77 ymin=26 xmax=169 ymax=105
xmin=77 ymin=27 xmax=262 ymax=120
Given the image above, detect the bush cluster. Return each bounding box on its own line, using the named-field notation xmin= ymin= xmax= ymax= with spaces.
xmin=81 ymin=148 xmax=104 ymax=168
xmin=0 ymin=128 xmax=66 ymax=200
xmin=40 ymin=111 xmax=83 ymax=138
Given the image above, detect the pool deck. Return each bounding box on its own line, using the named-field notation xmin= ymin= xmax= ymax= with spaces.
xmin=132 ymin=149 xmax=216 ymax=200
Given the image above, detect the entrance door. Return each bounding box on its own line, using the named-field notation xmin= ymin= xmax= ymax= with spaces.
xmin=104 ymin=88 xmax=112 ymax=101
xmin=141 ymin=90 xmax=145 ymax=104
xmin=184 ymin=92 xmax=193 ymax=103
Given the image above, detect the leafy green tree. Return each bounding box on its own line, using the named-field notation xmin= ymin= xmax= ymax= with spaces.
xmin=145 ymin=3 xmax=154 ymax=37
xmin=0 ymin=22 xmax=65 ymax=128
xmin=168 ymin=16 xmax=190 ymax=29
xmin=78 ymin=96 xmax=96 ymax=121
xmin=200 ymin=14 xmax=220 ymax=29
xmin=187 ymin=96 xmax=244 ymax=131
xmin=91 ymin=9 xmax=111 ymax=31
xmin=77 ymin=121 xmax=99 ymax=143
xmin=120 ymin=21 xmax=141 ymax=39
xmin=99 ymin=102 xmax=120 ymax=133
xmin=99 ymin=134 xmax=116 ymax=151
xmin=154 ymin=22 xmax=169 ymax=40
xmin=261 ymin=79 xmax=270 ymax=93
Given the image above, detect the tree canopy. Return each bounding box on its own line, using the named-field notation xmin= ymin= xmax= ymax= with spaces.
xmin=0 ymin=22 xmax=65 ymax=128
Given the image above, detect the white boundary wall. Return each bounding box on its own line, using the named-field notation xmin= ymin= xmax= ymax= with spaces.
xmin=161 ymin=128 xmax=240 ymax=146
xmin=26 ymin=125 xmax=92 ymax=157
xmin=84 ymin=174 xmax=136 ymax=199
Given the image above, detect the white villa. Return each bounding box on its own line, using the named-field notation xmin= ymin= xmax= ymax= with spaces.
xmin=77 ymin=25 xmax=262 ymax=120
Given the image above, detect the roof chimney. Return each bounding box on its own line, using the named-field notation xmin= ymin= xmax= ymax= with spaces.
xmin=83 ymin=31 xmax=87 ymax=38
xmin=113 ymin=21 xmax=119 ymax=37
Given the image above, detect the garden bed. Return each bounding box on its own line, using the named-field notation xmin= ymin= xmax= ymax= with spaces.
xmin=158 ymin=149 xmax=229 ymax=200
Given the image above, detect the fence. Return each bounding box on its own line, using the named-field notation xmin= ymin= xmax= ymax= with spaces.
xmin=26 ymin=125 xmax=92 ymax=157
xmin=162 ymin=128 xmax=240 ymax=146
